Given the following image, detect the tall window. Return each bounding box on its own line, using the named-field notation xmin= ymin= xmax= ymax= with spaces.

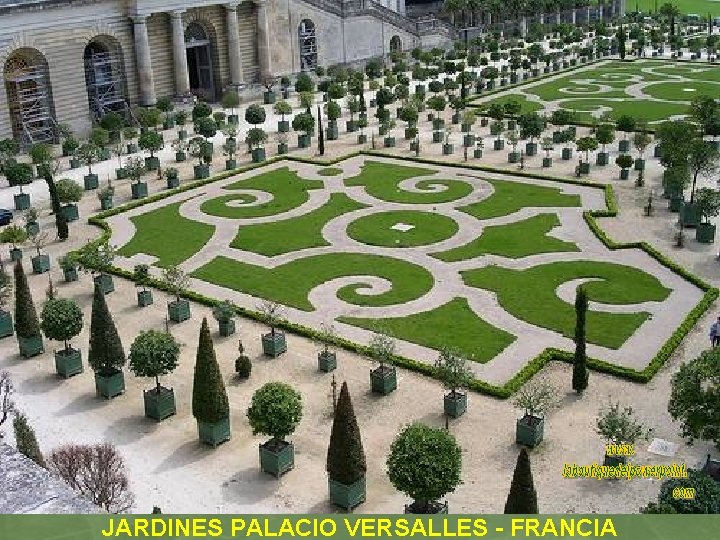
xmin=299 ymin=19 xmax=317 ymax=72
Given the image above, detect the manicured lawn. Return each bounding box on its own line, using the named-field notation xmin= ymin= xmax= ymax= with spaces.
xmin=200 ymin=167 xmax=324 ymax=218
xmin=347 ymin=210 xmax=459 ymax=248
xmin=231 ymin=193 xmax=367 ymax=256
xmin=643 ymin=80 xmax=720 ymax=101
xmin=432 ymin=213 xmax=578 ymax=262
xmin=475 ymin=94 xmax=543 ymax=115
xmin=191 ymin=253 xmax=435 ymax=311
xmin=559 ymin=98 xmax=690 ymax=124
xmin=117 ymin=201 xmax=215 ymax=267
xmin=459 ymin=178 xmax=580 ymax=220
xmin=317 ymin=167 xmax=343 ymax=176
xmin=340 ymin=297 xmax=515 ymax=363
xmin=344 ymin=160 xmax=474 ymax=203
xmin=462 ymin=261 xmax=672 ymax=349
xmin=634 ymin=0 xmax=720 ymax=15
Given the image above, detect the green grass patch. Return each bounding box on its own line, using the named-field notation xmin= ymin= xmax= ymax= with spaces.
xmin=432 ymin=213 xmax=578 ymax=262
xmin=634 ymin=0 xmax=720 ymax=15
xmin=231 ymin=193 xmax=367 ymax=256
xmin=459 ymin=178 xmax=580 ymax=220
xmin=347 ymin=210 xmax=459 ymax=248
xmin=340 ymin=297 xmax=515 ymax=363
xmin=643 ymin=80 xmax=720 ymax=101
xmin=200 ymin=167 xmax=324 ymax=218
xmin=191 ymin=253 xmax=434 ymax=311
xmin=462 ymin=261 xmax=672 ymax=349
xmin=559 ymin=98 xmax=690 ymax=124
xmin=476 ymin=94 xmax=544 ymax=115
xmin=117 ymin=201 xmax=215 ymax=267
xmin=344 ymin=160 xmax=473 ymax=203
xmin=317 ymin=167 xmax=343 ymax=176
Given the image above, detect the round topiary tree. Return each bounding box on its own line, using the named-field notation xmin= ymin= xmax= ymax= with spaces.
xmin=656 ymin=469 xmax=720 ymax=513
xmin=56 ymin=178 xmax=83 ymax=206
xmin=40 ymin=297 xmax=83 ymax=353
xmin=245 ymin=104 xmax=266 ymax=127
xmin=386 ymin=422 xmax=462 ymax=513
xmin=128 ymin=330 xmax=180 ymax=394
xmin=192 ymin=101 xmax=213 ymax=122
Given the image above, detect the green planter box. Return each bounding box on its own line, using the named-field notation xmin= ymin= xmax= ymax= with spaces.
xmin=95 ymin=370 xmax=125 ymax=399
xmin=654 ymin=145 xmax=663 ymax=158
xmin=198 ymin=417 xmax=231 ymax=447
xmin=175 ymin=151 xmax=186 ymax=162
xmin=432 ymin=118 xmax=445 ymax=131
xmin=145 ymin=156 xmax=160 ymax=171
xmin=463 ymin=135 xmax=475 ymax=148
xmin=14 ymin=193 xmax=30 ymax=211
xmin=542 ymin=157 xmax=553 ymax=168
xmin=405 ymin=501 xmax=448 ymax=514
xmin=620 ymin=168 xmax=630 ymax=180
xmin=669 ymin=195 xmax=684 ymax=212
xmin=94 ymin=273 xmax=115 ymax=294
xmin=166 ymin=176 xmax=180 ymax=189
xmin=126 ymin=143 xmax=138 ymax=154
xmin=409 ymin=142 xmax=418 ymax=152
xmin=0 ymin=310 xmax=13 ymax=338
xmin=62 ymin=267 xmax=78 ymax=283
xmin=277 ymin=143 xmax=288 ymax=155
xmin=603 ymin=454 xmax=627 ymax=467
xmin=31 ymin=254 xmax=50 ymax=274
xmin=516 ymin=415 xmax=544 ymax=448
xmin=444 ymin=392 xmax=467 ymax=419
xmin=326 ymin=123 xmax=339 ymax=140
xmin=383 ymin=137 xmax=396 ymax=148
xmin=69 ymin=158 xmax=81 ymax=169
xmin=494 ymin=139 xmax=505 ymax=150
xmin=329 ymin=477 xmax=366 ymax=511
xmin=618 ymin=140 xmax=630 ymax=153
xmin=473 ymin=149 xmax=483 ymax=158
xmin=508 ymin=151 xmax=520 ymax=163
xmin=259 ymin=439 xmax=294 ymax=478
xmin=278 ymin=120 xmax=289 ymax=133
xmin=131 ymin=182 xmax=148 ymax=199
xmin=98 ymin=148 xmax=111 ymax=161
xmin=194 ymin=164 xmax=210 ymax=180
xmin=507 ymin=120 xmax=516 ymax=131
xmin=634 ymin=158 xmax=645 ymax=171
xmin=137 ymin=289 xmax=153 ymax=307
xmin=696 ymin=222 xmax=716 ymax=243
xmin=525 ymin=142 xmax=538 ymax=156
xmin=18 ymin=334 xmax=43 ymax=358
xmin=227 ymin=115 xmax=239 ymax=125
xmin=55 ymin=348 xmax=83 ymax=378
xmin=404 ymin=128 xmax=416 ymax=140
xmin=163 ymin=118 xmax=175 ymax=130
xmin=115 ymin=168 xmax=127 ymax=180
xmin=144 ymin=387 xmax=176 ymax=421
xmin=224 ymin=159 xmax=237 ymax=171
xmin=346 ymin=120 xmax=357 ymax=133
xmin=579 ymin=162 xmax=590 ymax=174
xmin=168 ymin=299 xmax=191 ymax=323
xmin=218 ymin=319 xmax=236 ymax=337
xmin=251 ymin=148 xmax=266 ymax=163
xmin=442 ymin=144 xmax=454 ymax=155
xmin=177 ymin=131 xmax=187 ymax=141
xmin=432 ymin=131 xmax=443 ymax=143
xmin=596 ymin=152 xmax=608 ymax=166
xmin=25 ymin=221 xmax=39 ymax=237
xmin=298 ymin=134 xmax=310 ymax=148
xmin=680 ymin=201 xmax=701 ymax=228
xmin=561 ymin=148 xmax=573 ymax=160
xmin=84 ymin=173 xmax=99 ymax=190
xmin=100 ymin=195 xmax=113 ymax=210
xmin=9 ymin=248 xmax=22 ymax=262
xmin=263 ymin=91 xmax=276 ymax=104
xmin=370 ymin=365 xmax=397 ymax=395
xmin=451 ymin=113 xmax=460 ymax=125
xmin=357 ymin=134 xmax=367 ymax=144
xmin=318 ymin=351 xmax=336 ymax=372
xmin=61 ymin=203 xmax=79 ymax=222
xmin=262 ymin=332 xmax=287 ymax=357
xmin=552 ymin=131 xmax=564 ymax=143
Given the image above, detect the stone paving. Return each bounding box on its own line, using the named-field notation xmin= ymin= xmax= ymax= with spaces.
xmin=106 ymin=155 xmax=705 ymax=386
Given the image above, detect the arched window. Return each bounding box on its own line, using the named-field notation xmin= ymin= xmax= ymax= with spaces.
xmin=84 ymin=36 xmax=128 ymax=122
xmin=185 ymin=22 xmax=216 ymax=101
xmin=299 ymin=19 xmax=317 ymax=72
xmin=4 ymin=48 xmax=56 ymax=144
xmin=390 ymin=35 xmax=402 ymax=53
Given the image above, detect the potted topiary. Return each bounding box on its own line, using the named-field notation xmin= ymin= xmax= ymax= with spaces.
xmin=513 ymin=379 xmax=558 ymax=448
xmin=246 ymin=128 xmax=268 ymax=163
xmin=325 ymin=101 xmax=341 ymax=140
xmin=474 ymin=138 xmax=484 ymax=159
xmin=193 ymin=317 xmax=231 ymax=446
xmin=1 ymin=225 xmax=28 ymax=262
xmin=90 ymin=128 xmax=111 ymax=161
xmin=97 ymin=184 xmax=114 ymax=211
xmin=88 ymin=281 xmax=126 ymax=398
xmin=507 ymin=130 xmax=520 ymax=163
xmin=327 ymin=382 xmax=366 ymax=510
xmin=316 ymin=322 xmax=337 ymax=372
xmin=222 ymin=90 xmax=240 ymax=124
xmin=518 ymin=112 xmax=544 ymax=156
xmin=212 ymin=300 xmax=236 ymax=337
xmin=157 ymin=97 xmax=175 ymax=130
xmin=138 ymin=130 xmax=163 ymax=172
xmin=75 ymin=142 xmax=100 ymax=190
xmin=40 ymin=297 xmax=84 ymax=378
xmin=247 ymin=382 xmax=302 ymax=477
xmin=75 ymin=239 xmax=116 ymax=294
xmin=100 ymin=111 xmax=125 ymax=144
xmin=162 ymin=265 xmax=191 ymax=323
xmin=442 ymin=127 xmax=454 ymax=155
xmin=235 ymin=340 xmax=252 ymax=379
xmin=382 ymin=119 xmax=396 ymax=148
xmin=174 ymin=110 xmax=188 ymax=139
xmin=189 ymin=137 xmax=210 ymax=180
xmin=137 ymin=106 xmax=162 ymax=134
xmin=435 ymin=347 xmax=472 ymax=419
xmin=387 ymin=423 xmax=461 ymax=514
xmin=541 ymin=137 xmax=553 ymax=168
xmin=133 ymin=264 xmax=153 ymax=307
xmin=357 ymin=117 xmax=369 ymax=144
xmin=125 ymin=156 xmax=148 ymax=200
xmin=576 ymin=136 xmax=598 ymax=174
xmin=368 ymin=329 xmax=397 ymax=395
xmin=29 ymin=142 xmax=54 ymax=178
xmin=616 ymin=115 xmax=636 ymax=153
xmin=59 ymin=254 xmax=78 ymax=283
xmin=276 ymin=132 xmax=289 ymax=155
xmin=615 ymin=154 xmax=633 ymax=180
xmin=13 ymin=260 xmax=43 ymax=357
xmin=596 ymin=401 xmax=652 ymax=467
xmin=274 ymin=100 xmax=292 ymax=133
xmin=29 ymin=231 xmax=50 ymax=274
xmin=280 ymin=76 xmax=292 ymax=99
xmin=223 ymin=138 xmax=238 ymax=170
xmin=124 ymin=127 xmax=139 ymax=154
xmin=129 ymin=330 xmax=180 ymax=421
xmin=172 ymin=138 xmax=187 ymax=162
xmin=694 ymin=187 xmax=720 ymax=243
xmin=292 ymin=112 xmax=315 ymax=148
xmin=0 ymin=265 xmax=13 ymax=338
xmin=258 ymin=300 xmax=286 ymax=357
xmin=346 ymin=94 xmax=359 ymax=133
xmin=263 ymin=76 xmax=277 ymax=104
xmin=633 ymin=129 xmax=652 ymax=171
xmin=56 ymin=178 xmax=82 ymax=222
xmin=165 ymin=166 xmax=180 ymax=189
xmin=5 ymin=162 xmax=34 ymax=210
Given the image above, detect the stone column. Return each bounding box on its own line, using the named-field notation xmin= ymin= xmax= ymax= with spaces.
xmin=571 ymin=8 xmax=576 ymax=25
xmin=254 ymin=0 xmax=272 ymax=81
xmin=225 ymin=3 xmax=244 ymax=86
xmin=132 ymin=14 xmax=156 ymax=106
xmin=171 ymin=10 xmax=190 ymax=97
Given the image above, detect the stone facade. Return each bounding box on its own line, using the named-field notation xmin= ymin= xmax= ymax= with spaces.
xmin=0 ymin=0 xmax=450 ymax=141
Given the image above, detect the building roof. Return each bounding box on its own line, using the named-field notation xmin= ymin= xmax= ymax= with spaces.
xmin=0 ymin=443 xmax=102 ymax=514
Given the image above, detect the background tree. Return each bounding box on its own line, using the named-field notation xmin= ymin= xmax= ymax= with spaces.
xmin=595 ymin=123 xmax=615 ymax=153
xmin=576 ymin=136 xmax=598 ymax=162
xmin=687 ymin=139 xmax=719 ymax=203
xmin=504 ymin=448 xmax=538 ymax=514
xmin=327 ymin=382 xmax=366 ymax=486
xmin=14 ymin=260 xmax=41 ymax=342
xmin=192 ymin=318 xmax=230 ymax=424
xmin=572 ymin=285 xmax=589 ymax=394
xmin=13 ymin=411 xmax=45 ymax=467
xmin=88 ymin=282 xmax=125 ymax=377
xmin=41 ymin=172 xmax=68 ymax=241
xmin=659 ymin=3 xmax=680 ymax=38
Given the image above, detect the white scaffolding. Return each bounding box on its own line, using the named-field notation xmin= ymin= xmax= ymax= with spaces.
xmin=5 ymin=62 xmax=56 ymax=146
xmin=84 ymin=49 xmax=129 ymax=122
xmin=299 ymin=20 xmax=317 ymax=72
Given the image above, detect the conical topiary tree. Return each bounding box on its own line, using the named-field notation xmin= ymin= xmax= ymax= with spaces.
xmin=504 ymin=447 xmax=538 ymax=514
xmin=88 ymin=282 xmax=126 ymax=398
xmin=192 ymin=317 xmax=230 ymax=446
xmin=327 ymin=382 xmax=366 ymax=509
xmin=13 ymin=260 xmax=43 ymax=357
xmin=13 ymin=411 xmax=45 ymax=468
xmin=572 ymin=285 xmax=589 ymax=394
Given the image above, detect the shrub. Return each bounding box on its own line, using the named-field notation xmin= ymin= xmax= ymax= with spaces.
xmin=128 ymin=330 xmax=180 ymax=393
xmin=88 ymin=282 xmax=126 ymax=376
xmin=657 ymin=469 xmax=720 ymax=513
xmin=615 ymin=154 xmax=634 ymax=169
xmin=245 ymin=104 xmax=266 ymax=126
xmin=596 ymin=401 xmax=652 ymax=446
xmin=14 ymin=260 xmax=41 ymax=339
xmin=327 ymin=382 xmax=366 ymax=485
xmin=40 ymin=297 xmax=83 ymax=352
xmin=504 ymin=448 xmax=538 ymax=514
xmin=192 ymin=318 xmax=230 ymax=424
xmin=56 ymin=178 xmax=83 ymax=204
xmin=192 ymin=102 xmax=213 ymax=121
xmin=235 ymin=354 xmax=252 ymax=379
xmin=13 ymin=412 xmax=45 ymax=468
xmin=247 ymin=382 xmax=302 ymax=442
xmin=294 ymin=73 xmax=314 ymax=93
xmin=138 ymin=131 xmax=164 ymax=157
xmin=194 ymin=116 xmax=217 ymax=140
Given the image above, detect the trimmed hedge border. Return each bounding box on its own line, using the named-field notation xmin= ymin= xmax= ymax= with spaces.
xmin=83 ymin=151 xmax=717 ymax=399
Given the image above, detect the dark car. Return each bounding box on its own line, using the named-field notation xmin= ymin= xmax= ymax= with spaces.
xmin=0 ymin=209 xmax=13 ymax=226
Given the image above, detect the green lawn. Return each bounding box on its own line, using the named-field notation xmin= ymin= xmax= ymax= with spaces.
xmin=347 ymin=210 xmax=459 ymax=248
xmin=344 ymin=160 xmax=474 ymax=203
xmin=475 ymin=94 xmax=544 ymax=116
xmin=340 ymin=297 xmax=516 ymax=363
xmin=633 ymin=0 xmax=720 ymax=15
xmin=317 ymin=167 xmax=343 ymax=176
xmin=117 ymin=201 xmax=215 ymax=267
xmin=231 ymin=193 xmax=366 ymax=256
xmin=459 ymin=178 xmax=581 ymax=220
xmin=191 ymin=253 xmax=435 ymax=311
xmin=643 ymin=80 xmax=720 ymax=102
xmin=432 ymin=213 xmax=578 ymax=262
xmin=200 ymin=167 xmax=324 ymax=219
xmin=462 ymin=261 xmax=672 ymax=349
xmin=559 ymin=98 xmax=690 ymax=124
